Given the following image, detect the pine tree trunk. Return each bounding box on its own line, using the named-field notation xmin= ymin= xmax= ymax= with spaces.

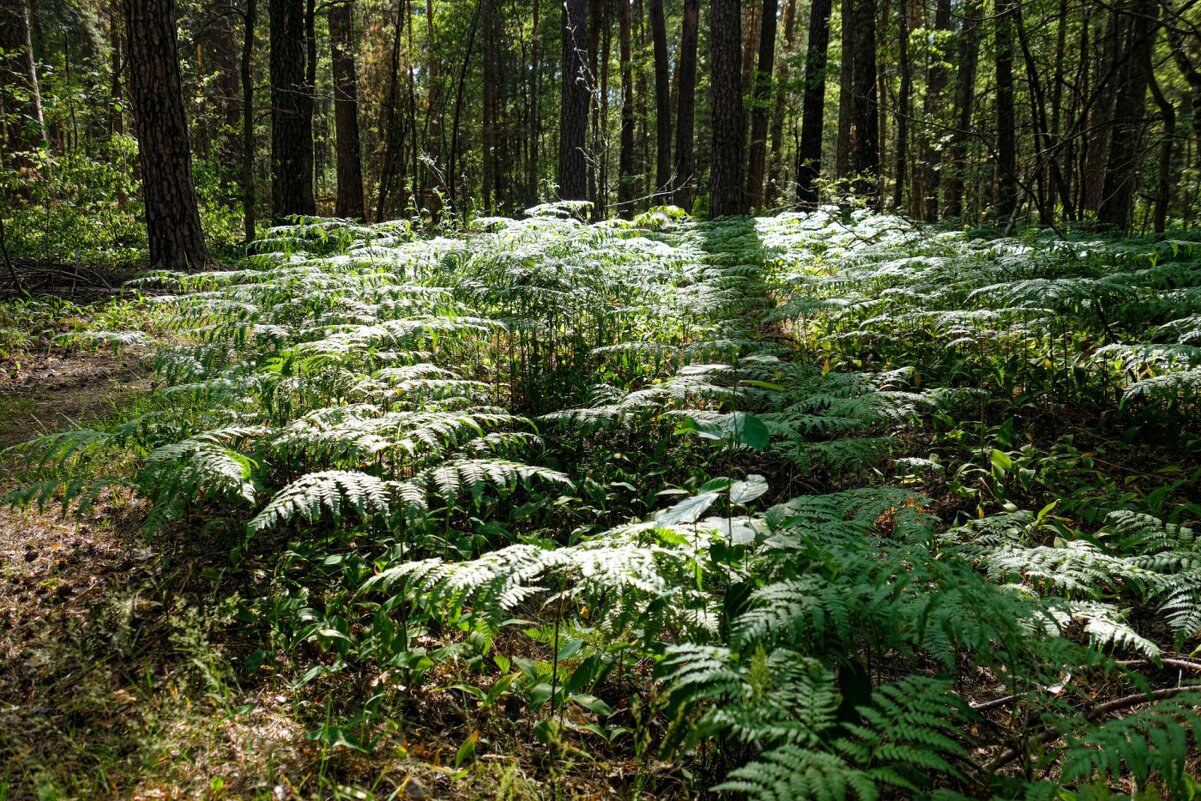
xmin=1099 ymin=0 xmax=1155 ymax=230
xmin=375 ymin=1 xmax=404 ymax=219
xmin=210 ymin=8 xmax=242 ymax=183
xmin=648 ymin=0 xmax=671 ymax=196
xmin=586 ymin=0 xmax=603 ymax=210
xmin=559 ymin=0 xmax=589 ymax=200
xmin=767 ymin=0 xmax=798 ymax=199
xmin=796 ymin=0 xmax=832 ymax=205
xmin=1148 ymin=59 xmax=1175 ymax=234
xmin=891 ymin=0 xmax=910 ymax=211
xmin=995 ymin=0 xmax=1017 ymax=220
xmin=709 ymin=0 xmax=746 ymax=216
xmin=448 ymin=0 xmax=479 ymax=215
xmin=241 ymin=0 xmax=257 ymax=241
xmin=270 ymin=0 xmax=316 ymax=218
xmin=528 ymin=0 xmax=541 ymax=202
xmin=618 ymin=0 xmax=637 ymax=216
xmin=745 ymin=0 xmax=778 ymax=209
xmin=483 ymin=0 xmax=501 ymax=212
xmin=423 ymin=0 xmax=444 ymax=209
xmin=125 ymin=0 xmax=211 ymax=270
xmin=850 ymin=0 xmax=879 ymax=202
xmin=597 ymin=7 xmax=612 ymax=216
xmin=919 ymin=0 xmax=950 ymax=220
xmin=328 ymin=0 xmax=365 ymax=219
xmin=835 ymin=0 xmax=853 ymax=179
xmin=943 ymin=0 xmax=980 ymax=219
xmin=672 ymin=0 xmax=699 ymax=208
xmin=1082 ymin=9 xmax=1119 ymax=215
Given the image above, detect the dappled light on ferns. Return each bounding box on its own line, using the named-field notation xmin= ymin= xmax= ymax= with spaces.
xmin=5 ymin=206 xmax=1201 ymax=798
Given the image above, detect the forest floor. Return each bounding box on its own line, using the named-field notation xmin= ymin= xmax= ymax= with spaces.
xmin=0 ymin=344 xmax=648 ymax=801
xmin=2 ymin=213 xmax=1200 ymax=800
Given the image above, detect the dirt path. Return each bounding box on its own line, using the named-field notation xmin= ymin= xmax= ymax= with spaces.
xmin=0 ymin=349 xmax=148 ymax=449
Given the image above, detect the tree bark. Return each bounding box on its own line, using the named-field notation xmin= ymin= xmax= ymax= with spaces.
xmin=270 ymin=0 xmax=316 ymax=219
xmin=943 ymin=0 xmax=980 ymax=219
xmin=618 ymin=0 xmax=637 ymax=216
xmin=835 ymin=0 xmax=853 ymax=180
xmin=767 ymin=0 xmax=798 ymax=199
xmin=919 ymin=0 xmax=950 ymax=220
xmin=745 ymin=0 xmax=779 ymax=208
xmin=328 ymin=0 xmax=365 ymax=219
xmin=648 ymin=0 xmax=671 ymax=196
xmin=375 ymin=1 xmax=404 ymax=219
xmin=448 ymin=0 xmax=480 ymax=215
xmin=995 ymin=0 xmax=1017 ymax=220
xmin=559 ymin=0 xmax=589 ymax=200
xmin=210 ymin=7 xmax=242 ymax=181
xmin=1082 ymin=8 xmax=1120 ymax=215
xmin=1099 ymin=0 xmax=1155 ymax=230
xmin=796 ymin=0 xmax=832 ymax=205
xmin=850 ymin=0 xmax=879 ymax=202
xmin=586 ymin=0 xmax=603 ymax=209
xmin=125 ymin=0 xmax=211 ymax=270
xmin=709 ymin=0 xmax=746 ymax=216
xmin=672 ymin=0 xmax=699 ymax=208
xmin=891 ymin=0 xmax=910 ymax=211
xmin=1147 ymin=56 xmax=1175 ymax=233
xmin=241 ymin=0 xmax=257 ymax=241
xmin=528 ymin=0 xmax=541 ymax=202
xmin=483 ymin=0 xmax=502 ymax=212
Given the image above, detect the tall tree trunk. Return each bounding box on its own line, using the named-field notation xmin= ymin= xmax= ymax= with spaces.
xmin=709 ymin=0 xmax=746 ymax=216
xmin=404 ymin=0 xmax=419 ymax=205
xmin=559 ymin=0 xmax=589 ymax=200
xmin=835 ymin=0 xmax=853 ymax=179
xmin=1099 ymin=0 xmax=1155 ymax=230
xmin=1148 ymin=57 xmax=1175 ymax=233
xmin=919 ymin=0 xmax=950 ymax=220
xmin=597 ymin=5 xmax=612 ymax=215
xmin=328 ymin=0 xmax=365 ymax=219
xmin=528 ymin=0 xmax=541 ymax=202
xmin=376 ymin=2 xmax=405 ymax=219
xmin=270 ymin=0 xmax=316 ymax=218
xmin=994 ymin=0 xmax=1017 ymax=220
xmin=943 ymin=0 xmax=980 ymax=219
xmin=618 ymin=0 xmax=637 ymax=216
xmin=746 ymin=0 xmax=779 ymax=208
xmin=767 ymin=0 xmax=798 ymax=199
xmin=448 ymin=0 xmax=480 ymax=215
xmin=125 ymin=0 xmax=211 ymax=269
xmin=1082 ymin=8 xmax=1120 ymax=214
xmin=305 ymin=0 xmax=318 ymax=200
xmin=796 ymin=0 xmax=833 ymax=205
xmin=1013 ymin=1 xmax=1065 ymax=225
xmin=635 ymin=0 xmax=649 ymax=200
xmin=0 ymin=0 xmax=47 ymax=170
xmin=672 ymin=0 xmax=699 ymax=208
xmin=483 ymin=0 xmax=501 ymax=212
xmin=241 ymin=0 xmax=257 ymax=241
xmin=850 ymin=0 xmax=879 ymax=202
xmin=648 ymin=0 xmax=671 ymax=196
xmin=423 ymin=0 xmax=444 ymax=207
xmin=586 ymin=0 xmax=603 ymax=209
xmin=891 ymin=0 xmax=910 ymax=210
xmin=211 ymin=8 xmax=242 ymax=184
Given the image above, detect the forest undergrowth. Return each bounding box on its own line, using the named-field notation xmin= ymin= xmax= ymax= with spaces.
xmin=2 ymin=205 xmax=1201 ymax=800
